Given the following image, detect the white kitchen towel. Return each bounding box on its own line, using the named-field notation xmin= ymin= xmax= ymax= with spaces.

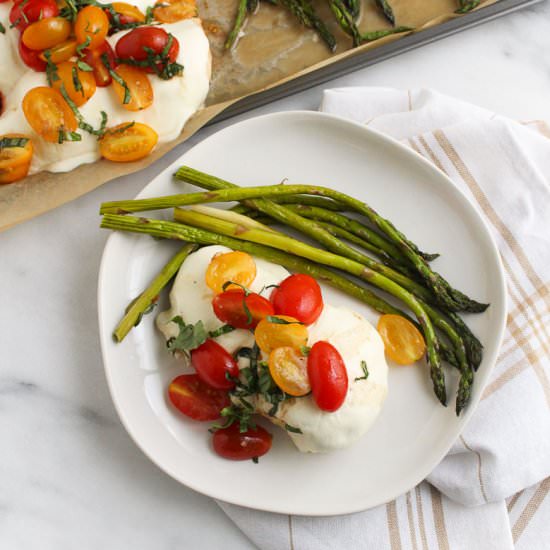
xmin=218 ymin=88 xmax=550 ymax=549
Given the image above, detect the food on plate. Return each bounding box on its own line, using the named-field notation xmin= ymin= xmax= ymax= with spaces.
xmin=101 ymin=166 xmax=489 ymax=459
xmin=156 ymin=245 xmax=389 ymax=456
xmin=0 ymin=0 xmax=210 ymax=182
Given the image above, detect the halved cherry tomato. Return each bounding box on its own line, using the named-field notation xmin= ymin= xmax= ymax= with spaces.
xmin=168 ymin=374 xmax=230 ymax=421
xmin=153 ymin=0 xmax=197 ymax=23
xmin=99 ymin=122 xmax=158 ymax=162
xmin=22 ymin=16 xmax=71 ymax=51
xmin=18 ymin=38 xmax=47 ymax=72
xmin=22 ymin=87 xmax=77 ymax=143
xmin=39 ymin=40 xmax=77 ymax=64
xmin=212 ymin=423 xmax=272 ymax=461
xmin=270 ymin=273 xmax=323 ymax=325
xmin=268 ymin=346 xmax=310 ymax=397
xmin=108 ymin=2 xmax=145 ymax=25
xmin=190 ymin=339 xmax=239 ymax=390
xmin=254 ymin=315 xmax=308 ymax=355
xmin=377 ymin=314 xmax=426 ymax=365
xmin=0 ymin=134 xmax=33 ymax=184
xmin=307 ymin=341 xmax=348 ymax=412
xmin=82 ymin=40 xmax=117 ymax=87
xmin=9 ymin=0 xmax=58 ymax=32
xmin=212 ymin=289 xmax=274 ymax=329
xmin=115 ymin=27 xmax=179 ymax=73
xmin=205 ymin=251 xmax=256 ymax=294
xmin=74 ymin=5 xmax=109 ymax=49
xmin=111 ymin=64 xmax=153 ymax=111
xmin=51 ymin=61 xmax=97 ymax=107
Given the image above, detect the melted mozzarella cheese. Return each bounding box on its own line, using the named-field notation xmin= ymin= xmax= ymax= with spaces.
xmin=0 ymin=10 xmax=211 ymax=174
xmin=255 ymin=304 xmax=388 ymax=452
xmin=157 ymin=245 xmax=290 ymax=354
xmin=157 ymin=245 xmax=389 ymax=453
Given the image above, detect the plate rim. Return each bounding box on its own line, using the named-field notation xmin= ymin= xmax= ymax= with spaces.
xmin=98 ymin=110 xmax=507 ymax=516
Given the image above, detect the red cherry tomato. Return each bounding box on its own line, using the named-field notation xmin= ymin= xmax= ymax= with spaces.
xmin=212 ymin=289 xmax=274 ymax=329
xmin=115 ymin=27 xmax=179 ymax=73
xmin=191 ymin=339 xmax=239 ymax=390
xmin=307 ymin=341 xmax=348 ymax=412
xmin=212 ymin=423 xmax=272 ymax=461
xmin=82 ymin=41 xmax=117 ymax=87
xmin=271 ymin=273 xmax=324 ymax=325
xmin=168 ymin=374 xmax=230 ymax=421
xmin=9 ymin=0 xmax=58 ymax=31
xmin=18 ymin=38 xmax=47 ymax=72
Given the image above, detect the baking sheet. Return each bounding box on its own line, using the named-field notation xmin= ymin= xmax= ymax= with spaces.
xmin=0 ymin=0 xmax=540 ymax=231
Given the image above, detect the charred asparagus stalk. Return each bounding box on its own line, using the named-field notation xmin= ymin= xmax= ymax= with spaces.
xmin=113 ymin=243 xmax=198 ymax=342
xmin=375 ymin=0 xmax=395 ymax=25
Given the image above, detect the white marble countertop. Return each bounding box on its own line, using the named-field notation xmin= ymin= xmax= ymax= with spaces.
xmin=2 ymin=2 xmax=550 ymax=548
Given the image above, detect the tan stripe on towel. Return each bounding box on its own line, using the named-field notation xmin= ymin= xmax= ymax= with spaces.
xmin=417 ymin=135 xmax=448 ymax=175
xmin=434 ymin=129 xmax=550 ymax=406
xmin=507 ymin=490 xmax=524 ymax=513
xmin=406 ymin=491 xmax=419 ymax=550
xmin=415 ymin=486 xmax=430 ymax=550
xmin=459 ymin=435 xmax=489 ymax=503
xmin=386 ymin=500 xmax=403 ymax=550
xmin=512 ymin=477 xmax=550 ymax=542
xmin=433 ymin=129 xmax=550 ymax=310
xmin=430 ymin=486 xmax=450 ymax=550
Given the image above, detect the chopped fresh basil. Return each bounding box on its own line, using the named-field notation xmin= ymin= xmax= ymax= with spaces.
xmin=0 ymin=137 xmax=29 ymax=149
xmin=59 ymin=84 xmax=109 ymax=137
xmin=102 ymin=53 xmax=131 ymax=105
xmin=209 ymin=402 xmax=256 ymax=433
xmin=75 ymin=35 xmax=91 ymax=56
xmin=166 ymin=316 xmax=207 ymax=355
xmin=300 ymin=345 xmax=311 ymax=356
xmin=208 ymin=324 xmax=235 ymax=338
xmin=355 ymin=360 xmax=369 ymax=382
xmin=266 ymin=316 xmax=304 ymax=325
xmin=76 ymin=60 xmax=93 ymax=72
xmin=0 ymin=22 xmax=5 ymax=34
xmin=284 ymin=423 xmax=303 ymax=434
xmin=72 ymin=66 xmax=84 ymax=95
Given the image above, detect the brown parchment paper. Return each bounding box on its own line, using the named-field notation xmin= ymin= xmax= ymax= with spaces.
xmin=0 ymin=0 xmax=498 ymax=231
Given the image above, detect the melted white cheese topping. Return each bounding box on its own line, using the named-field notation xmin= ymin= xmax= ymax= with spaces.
xmin=157 ymin=245 xmax=389 ymax=453
xmin=0 ymin=4 xmax=211 ymax=174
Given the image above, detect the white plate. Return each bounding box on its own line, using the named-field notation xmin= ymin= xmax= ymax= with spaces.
xmin=98 ymin=111 xmax=506 ymax=516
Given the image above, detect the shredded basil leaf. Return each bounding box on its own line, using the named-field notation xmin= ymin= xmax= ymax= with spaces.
xmin=284 ymin=423 xmax=303 ymax=434
xmin=355 ymin=360 xmax=369 ymax=382
xmin=266 ymin=316 xmax=304 ymax=326
xmin=0 ymin=137 xmax=29 ymax=149
xmin=0 ymin=22 xmax=5 ymax=34
xmin=208 ymin=324 xmax=235 ymax=338
xmin=166 ymin=316 xmax=207 ymax=355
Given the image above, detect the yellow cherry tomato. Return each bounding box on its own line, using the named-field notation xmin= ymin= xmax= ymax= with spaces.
xmin=74 ymin=5 xmax=109 ymax=49
xmin=205 ymin=251 xmax=256 ymax=294
xmin=22 ymin=17 xmax=72 ymax=51
xmin=377 ymin=314 xmax=426 ymax=365
xmin=111 ymin=65 xmax=154 ymax=111
xmin=0 ymin=134 xmax=33 ymax=184
xmin=39 ymin=40 xmax=78 ymax=64
xmin=254 ymin=315 xmax=308 ymax=355
xmin=51 ymin=61 xmax=97 ymax=107
xmin=268 ymin=346 xmax=310 ymax=396
xmin=111 ymin=2 xmax=146 ymax=23
xmin=153 ymin=0 xmax=197 ymax=23
xmin=22 ymin=87 xmax=77 ymax=143
xmin=99 ymin=122 xmax=158 ymax=162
